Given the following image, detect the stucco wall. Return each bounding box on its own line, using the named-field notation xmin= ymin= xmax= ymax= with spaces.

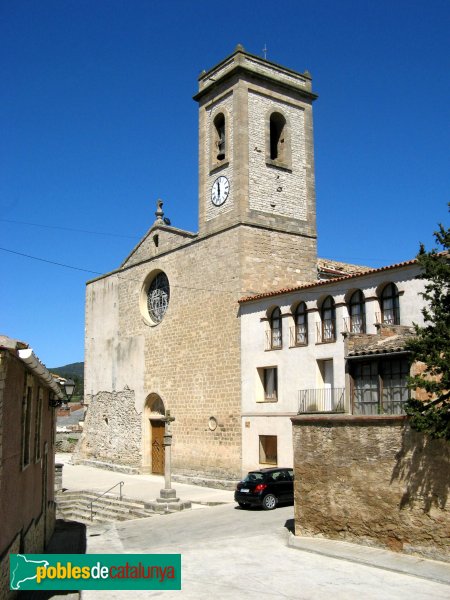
xmin=292 ymin=415 xmax=449 ymax=561
xmin=239 ymin=264 xmax=426 ymax=470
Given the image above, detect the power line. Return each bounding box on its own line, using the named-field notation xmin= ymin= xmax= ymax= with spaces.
xmin=0 ymin=218 xmax=402 ymax=264
xmin=0 ymin=247 xmax=103 ymax=275
xmin=1 ymin=245 xmax=407 ymax=298
xmin=0 ymin=218 xmax=139 ymax=239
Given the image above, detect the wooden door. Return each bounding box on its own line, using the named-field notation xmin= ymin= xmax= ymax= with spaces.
xmin=151 ymin=420 xmax=165 ymax=474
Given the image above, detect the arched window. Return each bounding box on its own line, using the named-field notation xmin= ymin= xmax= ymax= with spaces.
xmin=320 ymin=296 xmax=336 ymax=342
xmin=380 ymin=283 xmax=400 ymax=325
xmin=147 ymin=272 xmax=170 ymax=323
xmin=270 ymin=307 xmax=282 ymax=349
xmin=349 ymin=290 xmax=366 ymax=333
xmin=269 ymin=112 xmax=287 ymax=162
xmin=213 ymin=113 xmax=226 ymax=162
xmin=294 ymin=302 xmax=308 ymax=345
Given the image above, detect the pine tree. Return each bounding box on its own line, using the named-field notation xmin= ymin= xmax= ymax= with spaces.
xmin=405 ymin=209 xmax=450 ymax=439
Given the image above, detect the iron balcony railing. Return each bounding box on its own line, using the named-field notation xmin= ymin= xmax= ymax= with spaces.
xmin=375 ymin=309 xmax=400 ymax=326
xmin=343 ymin=315 xmax=366 ymax=334
xmin=316 ymin=319 xmax=336 ymax=343
xmin=265 ymin=329 xmax=282 ymax=350
xmin=298 ymin=387 xmax=345 ymax=414
xmin=289 ymin=325 xmax=308 ymax=347
xmin=353 ymin=386 xmax=410 ymax=416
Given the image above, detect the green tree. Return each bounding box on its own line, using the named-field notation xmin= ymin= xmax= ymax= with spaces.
xmin=405 ymin=211 xmax=450 ymax=439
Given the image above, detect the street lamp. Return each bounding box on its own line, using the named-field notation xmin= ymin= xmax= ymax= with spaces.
xmin=62 ymin=378 xmax=76 ymax=402
xmin=50 ymin=378 xmax=76 ymax=408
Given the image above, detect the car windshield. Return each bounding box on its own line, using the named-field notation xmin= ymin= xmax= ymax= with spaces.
xmin=242 ymin=472 xmax=265 ymax=483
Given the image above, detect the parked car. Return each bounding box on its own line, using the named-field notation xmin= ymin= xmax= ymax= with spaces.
xmin=234 ymin=467 xmax=294 ymax=510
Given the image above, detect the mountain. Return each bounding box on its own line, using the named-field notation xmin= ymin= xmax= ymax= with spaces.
xmin=50 ymin=362 xmax=84 ymax=378
xmin=49 ymin=362 xmax=84 ymax=400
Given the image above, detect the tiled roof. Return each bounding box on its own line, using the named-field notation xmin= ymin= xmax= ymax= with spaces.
xmin=317 ymin=258 xmax=372 ymax=276
xmin=347 ymin=326 xmax=416 ymax=357
xmin=239 ymin=258 xmax=418 ymax=304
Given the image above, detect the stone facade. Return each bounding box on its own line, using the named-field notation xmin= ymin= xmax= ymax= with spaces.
xmin=248 ymin=91 xmax=307 ymax=220
xmin=81 ymin=47 xmax=318 ymax=483
xmin=291 ymin=415 xmax=449 ymax=562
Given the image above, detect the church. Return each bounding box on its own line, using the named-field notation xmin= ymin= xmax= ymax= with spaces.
xmin=78 ymin=46 xmax=423 ymax=486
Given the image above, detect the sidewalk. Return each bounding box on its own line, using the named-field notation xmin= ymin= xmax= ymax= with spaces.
xmin=55 ymin=453 xmax=235 ymax=506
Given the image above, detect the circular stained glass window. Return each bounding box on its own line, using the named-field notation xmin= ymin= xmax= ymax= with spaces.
xmin=147 ymin=272 xmax=170 ymax=323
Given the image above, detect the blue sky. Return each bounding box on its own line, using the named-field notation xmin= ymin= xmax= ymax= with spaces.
xmin=1 ymin=0 xmax=449 ymax=367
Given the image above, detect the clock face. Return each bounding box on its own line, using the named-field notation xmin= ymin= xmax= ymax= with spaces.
xmin=211 ymin=176 xmax=230 ymax=207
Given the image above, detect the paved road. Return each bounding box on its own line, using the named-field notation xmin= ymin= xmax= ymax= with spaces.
xmin=82 ymin=503 xmax=450 ymax=600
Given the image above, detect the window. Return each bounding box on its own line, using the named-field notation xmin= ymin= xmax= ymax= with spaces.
xmin=380 ymin=283 xmax=400 ymax=325
xmin=319 ymin=296 xmax=336 ymax=342
xmin=348 ymin=290 xmax=366 ymax=333
xmin=269 ymin=307 xmax=282 ymax=349
xmin=22 ymin=375 xmax=33 ymax=468
xmin=34 ymin=387 xmax=43 ymax=462
xmin=381 ymin=359 xmax=410 ymax=413
xmin=213 ymin=112 xmax=226 ymax=163
xmin=147 ymin=271 xmax=170 ymax=323
xmin=259 ymin=435 xmax=277 ymax=465
xmin=269 ymin=112 xmax=287 ymax=162
xmin=352 ymin=362 xmax=378 ymax=415
xmin=352 ymin=358 xmax=410 ymax=415
xmin=264 ymin=368 xmax=278 ymax=401
xmin=294 ymin=302 xmax=308 ymax=345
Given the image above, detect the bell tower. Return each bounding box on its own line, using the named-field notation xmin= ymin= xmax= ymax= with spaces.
xmin=194 ymin=45 xmax=319 ymax=289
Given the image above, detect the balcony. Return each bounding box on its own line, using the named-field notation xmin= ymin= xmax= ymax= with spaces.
xmin=265 ymin=329 xmax=282 ymax=351
xmin=298 ymin=388 xmax=345 ymax=414
xmin=316 ymin=320 xmax=336 ymax=343
xmin=343 ymin=315 xmax=366 ymax=334
xmin=375 ymin=309 xmax=400 ymax=326
xmin=289 ymin=325 xmax=308 ymax=347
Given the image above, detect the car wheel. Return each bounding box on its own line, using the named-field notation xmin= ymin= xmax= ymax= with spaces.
xmin=262 ymin=494 xmax=277 ymax=510
xmin=238 ymin=502 xmax=248 ymax=509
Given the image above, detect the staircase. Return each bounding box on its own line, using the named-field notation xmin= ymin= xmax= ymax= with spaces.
xmin=56 ymin=490 xmax=156 ymax=524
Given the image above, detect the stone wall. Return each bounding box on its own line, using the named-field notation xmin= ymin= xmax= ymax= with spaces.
xmin=292 ymin=414 xmax=449 ymax=561
xmin=248 ymin=91 xmax=307 ymax=221
xmin=0 ymin=533 xmax=20 ymax=600
xmin=76 ymin=388 xmax=141 ymax=467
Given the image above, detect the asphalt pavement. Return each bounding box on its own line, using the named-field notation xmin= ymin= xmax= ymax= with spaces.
xmin=53 ymin=454 xmax=450 ymax=600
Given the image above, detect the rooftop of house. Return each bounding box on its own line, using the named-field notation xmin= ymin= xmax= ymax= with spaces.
xmin=0 ymin=335 xmax=28 ymax=351
xmin=239 ymin=257 xmax=418 ymax=304
xmin=346 ymin=324 xmax=416 ymax=357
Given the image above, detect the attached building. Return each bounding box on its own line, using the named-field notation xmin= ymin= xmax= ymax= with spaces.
xmin=0 ymin=335 xmax=63 ymax=598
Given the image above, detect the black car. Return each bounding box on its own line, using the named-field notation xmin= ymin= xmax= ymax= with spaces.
xmin=234 ymin=467 xmax=294 ymax=510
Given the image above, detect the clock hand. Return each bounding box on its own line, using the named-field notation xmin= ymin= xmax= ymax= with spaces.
xmin=217 ymin=180 xmax=221 ymax=197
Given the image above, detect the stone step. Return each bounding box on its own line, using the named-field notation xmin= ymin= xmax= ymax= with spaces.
xmin=57 ymin=491 xmax=152 ymax=511
xmin=58 ymin=497 xmax=143 ymax=513
xmin=56 ymin=490 xmax=156 ymax=524
xmin=57 ymin=504 xmax=154 ymax=523
xmin=57 ymin=507 xmax=117 ymax=524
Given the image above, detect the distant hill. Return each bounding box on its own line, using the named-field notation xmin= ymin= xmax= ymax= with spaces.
xmin=50 ymin=362 xmax=84 ymax=378
xmin=50 ymin=362 xmax=84 ymax=400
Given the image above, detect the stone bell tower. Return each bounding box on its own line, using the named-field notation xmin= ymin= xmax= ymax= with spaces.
xmin=194 ymin=45 xmax=318 ymax=290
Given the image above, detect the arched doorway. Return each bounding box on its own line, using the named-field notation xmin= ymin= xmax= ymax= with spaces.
xmin=143 ymin=394 xmax=165 ymax=475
